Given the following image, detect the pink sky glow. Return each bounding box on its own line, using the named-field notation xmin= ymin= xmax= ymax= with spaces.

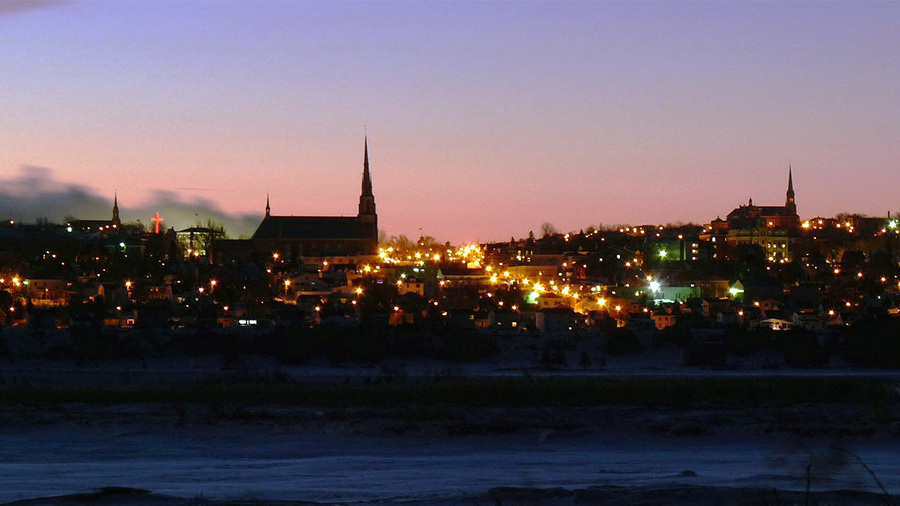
xmin=2 ymin=1 xmax=899 ymax=242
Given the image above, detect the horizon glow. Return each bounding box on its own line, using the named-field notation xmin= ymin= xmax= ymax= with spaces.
xmin=2 ymin=1 xmax=899 ymax=243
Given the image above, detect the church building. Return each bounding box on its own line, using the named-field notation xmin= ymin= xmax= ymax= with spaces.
xmin=724 ymin=167 xmax=800 ymax=231
xmin=251 ymin=139 xmax=378 ymax=258
xmin=69 ymin=193 xmax=122 ymax=233
xmin=702 ymin=168 xmax=800 ymax=262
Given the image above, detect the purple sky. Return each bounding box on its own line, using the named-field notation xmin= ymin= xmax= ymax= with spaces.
xmin=2 ymin=1 xmax=899 ymax=242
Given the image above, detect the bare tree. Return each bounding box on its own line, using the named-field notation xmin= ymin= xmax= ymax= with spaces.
xmin=541 ymin=222 xmax=558 ymax=238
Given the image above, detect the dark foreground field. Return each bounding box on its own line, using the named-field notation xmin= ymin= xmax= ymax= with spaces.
xmin=1 ymin=375 xmax=898 ymax=437
xmin=5 ymin=484 xmax=898 ymax=506
xmin=2 ymin=375 xmax=899 ymax=505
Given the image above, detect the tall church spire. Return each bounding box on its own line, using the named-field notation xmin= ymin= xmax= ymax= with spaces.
xmin=112 ymin=191 xmax=120 ymax=227
xmin=358 ymin=137 xmax=377 ymax=228
xmin=360 ymin=137 xmax=373 ymax=199
xmin=265 ymin=193 xmax=271 ymax=218
xmin=786 ymin=165 xmax=796 ymax=215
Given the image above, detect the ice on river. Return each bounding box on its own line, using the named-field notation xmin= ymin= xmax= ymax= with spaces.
xmin=2 ymin=426 xmax=898 ymax=503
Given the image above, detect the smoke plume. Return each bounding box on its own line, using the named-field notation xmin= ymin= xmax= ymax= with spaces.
xmin=0 ymin=166 xmax=261 ymax=238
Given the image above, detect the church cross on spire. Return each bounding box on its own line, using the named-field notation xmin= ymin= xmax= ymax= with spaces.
xmin=151 ymin=212 xmax=164 ymax=234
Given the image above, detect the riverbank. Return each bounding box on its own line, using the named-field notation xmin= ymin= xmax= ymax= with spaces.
xmin=5 ymin=484 xmax=898 ymax=506
xmin=0 ymin=375 xmax=897 ymax=439
xmin=2 ymin=366 xmax=899 ymax=504
xmin=1 ymin=378 xmax=898 ymax=505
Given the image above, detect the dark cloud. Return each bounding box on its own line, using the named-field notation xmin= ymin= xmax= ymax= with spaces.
xmin=0 ymin=166 xmax=261 ymax=238
xmin=0 ymin=1 xmax=69 ymax=17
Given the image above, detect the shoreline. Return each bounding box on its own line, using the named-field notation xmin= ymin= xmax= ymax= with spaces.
xmin=0 ymin=374 xmax=896 ymax=439
xmin=4 ymin=484 xmax=898 ymax=506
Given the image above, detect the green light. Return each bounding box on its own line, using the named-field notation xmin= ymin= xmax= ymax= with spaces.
xmin=527 ymin=291 xmax=540 ymax=304
xmin=659 ymin=250 xmax=667 ymax=259
xmin=889 ymin=220 xmax=898 ymax=230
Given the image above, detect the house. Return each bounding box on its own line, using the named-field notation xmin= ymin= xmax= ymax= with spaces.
xmin=26 ymin=279 xmax=69 ymax=308
xmin=398 ymin=278 xmax=426 ymax=297
xmin=80 ymin=282 xmax=106 ymax=302
xmin=535 ymin=292 xmax=568 ymax=310
xmin=716 ymin=310 xmax=743 ymax=328
xmin=702 ymin=298 xmax=731 ymax=318
xmin=105 ymin=310 xmax=137 ymax=328
xmin=790 ymin=308 xmax=824 ymax=330
xmin=448 ymin=309 xmax=477 ymax=330
xmin=488 ymin=308 xmax=520 ymax=331
xmin=754 ymin=298 xmax=780 ymax=313
xmin=651 ymin=312 xmax=678 ymax=330
xmin=733 ymin=278 xmax=784 ymax=305
xmin=535 ymin=306 xmax=578 ymax=332
xmin=437 ymin=266 xmax=489 ymax=286
xmin=760 ymin=318 xmax=793 ymax=331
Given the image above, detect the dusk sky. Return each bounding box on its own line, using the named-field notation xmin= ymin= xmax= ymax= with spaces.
xmin=2 ymin=1 xmax=899 ymax=242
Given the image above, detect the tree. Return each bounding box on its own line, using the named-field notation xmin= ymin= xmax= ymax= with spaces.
xmin=541 ymin=222 xmax=558 ymax=238
xmin=578 ymin=350 xmax=593 ymax=370
xmin=195 ymin=219 xmax=225 ymax=254
xmin=417 ymin=235 xmax=441 ymax=249
xmin=384 ymin=234 xmax=415 ymax=253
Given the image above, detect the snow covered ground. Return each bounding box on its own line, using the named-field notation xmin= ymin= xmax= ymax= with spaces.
xmin=2 ymin=425 xmax=899 ymax=504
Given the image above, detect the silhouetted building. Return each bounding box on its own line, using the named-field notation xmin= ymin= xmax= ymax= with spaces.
xmin=69 ymin=193 xmax=122 ymax=233
xmin=702 ymin=168 xmax=799 ymax=262
xmin=252 ymin=139 xmax=378 ymax=258
xmin=725 ymin=168 xmax=800 ymax=230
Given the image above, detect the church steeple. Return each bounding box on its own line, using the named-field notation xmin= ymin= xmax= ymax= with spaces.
xmin=358 ymin=137 xmax=376 ymax=227
xmin=112 ymin=191 xmax=120 ymax=227
xmin=265 ymin=193 xmax=271 ymax=218
xmin=785 ymin=165 xmax=796 ymax=215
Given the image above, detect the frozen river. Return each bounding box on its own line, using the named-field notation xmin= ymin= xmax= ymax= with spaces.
xmin=2 ymin=426 xmax=899 ymax=503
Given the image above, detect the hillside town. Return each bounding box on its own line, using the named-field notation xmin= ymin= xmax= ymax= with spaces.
xmin=1 ymin=149 xmax=899 ymax=368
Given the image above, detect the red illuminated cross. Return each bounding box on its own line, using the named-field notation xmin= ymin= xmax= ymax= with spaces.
xmin=151 ymin=212 xmax=164 ymax=234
